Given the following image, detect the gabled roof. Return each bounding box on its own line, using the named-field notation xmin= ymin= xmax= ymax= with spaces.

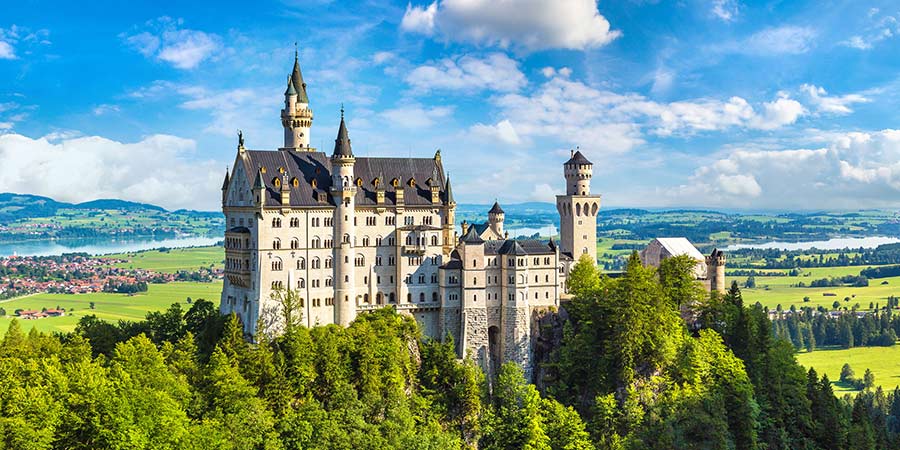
xmin=461 ymin=225 xmax=485 ymax=244
xmin=489 ymin=201 xmax=504 ymax=214
xmin=654 ymin=237 xmax=704 ymax=260
xmin=221 ymin=170 xmax=230 ymax=191
xmin=484 ymin=239 xmax=555 ymax=255
xmin=565 ymin=150 xmax=592 ymax=166
xmin=252 ymin=168 xmax=265 ymax=190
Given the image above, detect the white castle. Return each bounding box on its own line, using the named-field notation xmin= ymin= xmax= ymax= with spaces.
xmin=219 ymin=53 xmax=600 ymax=376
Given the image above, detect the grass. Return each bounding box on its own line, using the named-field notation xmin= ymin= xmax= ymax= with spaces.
xmin=797 ymin=346 xmax=900 ymax=394
xmin=0 ymin=281 xmax=222 ymax=336
xmin=738 ymin=265 xmax=900 ymax=311
xmin=104 ymin=246 xmax=224 ymax=273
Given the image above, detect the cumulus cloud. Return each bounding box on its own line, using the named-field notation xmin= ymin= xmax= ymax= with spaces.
xmin=405 ymin=53 xmax=527 ymax=93
xmin=0 ymin=133 xmax=223 ymax=210
xmin=470 ymin=119 xmax=522 ymax=145
xmin=491 ymin=75 xmax=806 ymax=159
xmin=0 ymin=41 xmax=13 ymax=60
xmin=122 ymin=17 xmax=222 ymax=70
xmin=670 ymin=130 xmax=900 ymax=208
xmin=0 ymin=25 xmax=51 ymax=59
xmin=841 ymin=10 xmax=899 ymax=50
xmin=800 ymin=84 xmax=870 ymax=115
xmin=400 ymin=0 xmax=621 ymax=51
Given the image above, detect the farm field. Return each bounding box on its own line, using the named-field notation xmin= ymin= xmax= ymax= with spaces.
xmin=797 ymin=346 xmax=900 ymax=394
xmin=0 ymin=281 xmax=222 ymax=336
xmin=738 ymin=265 xmax=900 ymax=311
xmin=105 ymin=245 xmax=224 ymax=273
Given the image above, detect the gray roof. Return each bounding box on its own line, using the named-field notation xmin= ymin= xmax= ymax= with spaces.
xmin=445 ymin=177 xmax=455 ymax=203
xmin=565 ymin=150 xmax=592 ymax=166
xmin=221 ymin=170 xmax=230 ymax=190
xmin=461 ymin=225 xmax=485 ymax=244
xmin=472 ymin=222 xmax=490 ymax=236
xmin=484 ymin=239 xmax=555 ymax=255
xmin=240 ymin=149 xmax=448 ymax=208
xmin=489 ymin=201 xmax=504 ymax=214
xmin=284 ymin=75 xmax=297 ymax=96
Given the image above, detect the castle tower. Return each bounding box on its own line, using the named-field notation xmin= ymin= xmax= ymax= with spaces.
xmin=556 ymin=150 xmax=601 ymax=262
xmin=281 ymin=50 xmax=314 ymax=150
xmin=443 ymin=176 xmax=456 ymax=255
xmin=706 ymin=249 xmax=726 ymax=293
xmin=488 ymin=201 xmax=505 ymax=238
xmin=457 ymin=226 xmax=488 ymax=367
xmin=331 ymin=110 xmax=357 ymax=326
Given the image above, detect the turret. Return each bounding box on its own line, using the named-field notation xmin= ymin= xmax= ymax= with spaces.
xmin=488 ymin=201 xmax=505 ymax=238
xmin=564 ymin=149 xmax=593 ymax=196
xmin=281 ymin=48 xmax=314 ymax=151
xmin=331 ymin=108 xmax=357 ymax=326
xmin=252 ymin=168 xmax=266 ymax=210
xmin=280 ymin=172 xmax=290 ymax=206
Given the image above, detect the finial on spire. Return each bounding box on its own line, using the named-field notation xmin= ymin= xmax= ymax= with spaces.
xmin=340 ymin=103 xmax=344 ymax=119
xmin=237 ymin=129 xmax=244 ymax=149
xmin=294 ymin=42 xmax=298 ymax=60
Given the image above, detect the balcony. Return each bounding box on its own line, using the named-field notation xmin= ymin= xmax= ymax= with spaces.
xmin=402 ymin=244 xmax=427 ymax=255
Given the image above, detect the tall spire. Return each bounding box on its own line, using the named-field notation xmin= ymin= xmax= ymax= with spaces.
xmin=445 ymin=177 xmax=455 ymax=204
xmin=291 ymin=45 xmax=309 ymax=103
xmin=333 ymin=108 xmax=353 ymax=158
xmin=284 ymin=75 xmax=296 ymax=96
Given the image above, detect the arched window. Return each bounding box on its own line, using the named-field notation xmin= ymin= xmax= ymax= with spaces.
xmin=311 ymin=237 xmax=320 ymax=248
xmin=343 ymin=233 xmax=350 ymax=244
xmin=355 ymin=255 xmax=365 ymax=267
xmin=376 ymin=292 xmax=383 ymax=304
xmin=290 ymin=238 xmax=299 ymax=249
xmin=272 ymin=217 xmax=282 ymax=228
xmin=298 ymin=278 xmax=305 ymax=288
xmin=432 ymin=292 xmax=438 ymax=302
xmin=325 ymin=258 xmax=333 ymax=269
xmin=273 ymin=238 xmax=281 ymax=250
xmin=431 ymin=235 xmax=438 ymax=246
xmin=406 ymin=234 xmax=413 ymax=245
xmin=362 ymin=236 xmax=370 ymax=246
xmin=272 ymin=258 xmax=283 ymax=271
xmin=419 ymin=292 xmax=425 ymax=302
xmin=389 ymin=293 xmax=396 ymax=303
xmin=297 ymin=258 xmax=306 ymax=270
xmin=312 ymin=257 xmax=321 ymax=269
xmin=325 ymin=277 xmax=333 ymax=287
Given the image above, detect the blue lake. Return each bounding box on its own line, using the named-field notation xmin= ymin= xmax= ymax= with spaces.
xmin=0 ymin=236 xmax=222 ymax=257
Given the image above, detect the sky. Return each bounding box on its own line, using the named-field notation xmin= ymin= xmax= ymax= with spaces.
xmin=2 ymin=0 xmax=900 ymax=212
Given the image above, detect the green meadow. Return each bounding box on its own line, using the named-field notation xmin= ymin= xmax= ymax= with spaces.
xmin=797 ymin=346 xmax=900 ymax=394
xmin=0 ymin=281 xmax=222 ymax=335
xmin=104 ymin=245 xmax=224 ymax=273
xmin=737 ymin=265 xmax=900 ymax=311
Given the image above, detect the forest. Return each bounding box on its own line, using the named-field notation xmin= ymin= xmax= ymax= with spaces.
xmin=2 ymin=253 xmax=900 ymax=449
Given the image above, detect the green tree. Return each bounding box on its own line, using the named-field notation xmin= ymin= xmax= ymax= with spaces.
xmin=864 ymin=369 xmax=875 ymax=390
xmin=481 ymin=363 xmax=549 ymax=450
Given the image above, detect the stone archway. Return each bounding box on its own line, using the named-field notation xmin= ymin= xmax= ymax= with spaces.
xmin=488 ymin=325 xmax=501 ymax=377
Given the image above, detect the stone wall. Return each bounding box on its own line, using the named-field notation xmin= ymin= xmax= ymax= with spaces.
xmin=503 ymin=306 xmax=532 ymax=379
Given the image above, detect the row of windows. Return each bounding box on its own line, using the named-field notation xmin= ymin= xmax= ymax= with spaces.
xmin=270 ymin=215 xmax=441 ymax=229
xmin=484 ymin=256 xmax=554 ymax=267
xmin=270 ymin=234 xmax=443 ymax=250
xmin=272 ymin=255 xmax=441 ymax=271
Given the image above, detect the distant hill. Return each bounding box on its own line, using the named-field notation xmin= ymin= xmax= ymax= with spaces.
xmin=0 ymin=193 xmax=208 ymax=222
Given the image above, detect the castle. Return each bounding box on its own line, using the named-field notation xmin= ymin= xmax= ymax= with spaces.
xmin=219 ymin=53 xmax=599 ymax=377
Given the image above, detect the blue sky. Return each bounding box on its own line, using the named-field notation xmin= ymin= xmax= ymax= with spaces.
xmin=2 ymin=0 xmax=900 ymax=211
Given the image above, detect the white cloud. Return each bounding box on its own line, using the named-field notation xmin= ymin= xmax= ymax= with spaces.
xmin=400 ymin=0 xmax=621 ymax=51
xmin=711 ymin=0 xmax=739 ymax=22
xmin=530 ymin=183 xmax=556 ymax=202
xmin=381 ymin=104 xmax=454 ymax=128
xmin=401 ymin=1 xmax=438 ymax=35
xmin=0 ymin=133 xmax=223 ymax=210
xmin=92 ymin=104 xmax=121 ymax=116
xmin=840 ymin=10 xmax=898 ymax=50
xmin=0 ymin=122 xmax=12 ymax=131
xmin=670 ymin=130 xmax=900 ymax=208
xmin=724 ymin=25 xmax=816 ymax=55
xmin=122 ymin=17 xmax=222 ymax=70
xmin=800 ymin=84 xmax=870 ymax=115
xmin=405 ymin=53 xmax=527 ymax=93
xmin=470 ymin=119 xmax=522 ymax=145
xmin=0 ymin=41 xmax=14 ymax=59
xmin=492 ymin=75 xmax=807 ymax=159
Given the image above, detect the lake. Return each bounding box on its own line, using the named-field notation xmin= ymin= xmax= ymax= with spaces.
xmin=725 ymin=236 xmax=900 ymax=251
xmin=0 ymin=236 xmax=222 ymax=257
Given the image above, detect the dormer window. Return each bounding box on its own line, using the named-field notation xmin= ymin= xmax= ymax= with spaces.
xmin=273 ymin=177 xmax=281 ymax=188
xmin=408 ymin=178 xmax=416 ymax=187
xmin=373 ymin=178 xmax=380 ymax=188
xmin=356 ymin=177 xmax=363 ymax=187
xmin=391 ymin=178 xmax=400 ymax=188
xmin=311 ymin=179 xmax=318 ymax=189
xmin=278 ymin=167 xmax=285 ymax=174
xmin=260 ymin=166 xmax=267 ymax=174
xmin=292 ymin=177 xmax=299 ymax=187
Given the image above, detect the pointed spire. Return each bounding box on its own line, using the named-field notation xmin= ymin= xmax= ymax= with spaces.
xmin=445 ymin=177 xmax=455 ymax=204
xmin=461 ymin=223 xmax=485 ymax=244
xmin=252 ymin=167 xmax=265 ymax=190
xmin=333 ymin=109 xmax=353 ymax=158
xmin=290 ymin=45 xmax=310 ymax=103
xmin=489 ymin=201 xmax=504 ymax=214
xmin=284 ymin=75 xmax=296 ymax=96
xmin=221 ymin=168 xmax=230 ymax=191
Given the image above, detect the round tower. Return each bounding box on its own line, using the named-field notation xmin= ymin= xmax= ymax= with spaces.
xmin=331 ymin=109 xmax=357 ymax=326
xmin=564 ymin=149 xmax=593 ymax=196
xmin=705 ymin=249 xmax=727 ymax=293
xmin=488 ymin=201 xmax=505 ymax=238
xmin=281 ymin=49 xmax=314 ymax=150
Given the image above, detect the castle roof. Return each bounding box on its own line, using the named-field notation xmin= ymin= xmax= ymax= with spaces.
xmin=333 ymin=114 xmax=353 ymax=158
xmin=291 ymin=52 xmax=310 ymax=103
xmin=284 ymin=75 xmax=297 ymax=96
xmin=461 ymin=225 xmax=485 ymax=244
xmin=489 ymin=201 xmax=504 ymax=214
xmin=484 ymin=239 xmax=555 ymax=255
xmin=240 ymin=150 xmax=449 ymax=208
xmin=565 ymin=150 xmax=592 ymax=166
xmin=653 ymin=237 xmax=704 ymax=261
